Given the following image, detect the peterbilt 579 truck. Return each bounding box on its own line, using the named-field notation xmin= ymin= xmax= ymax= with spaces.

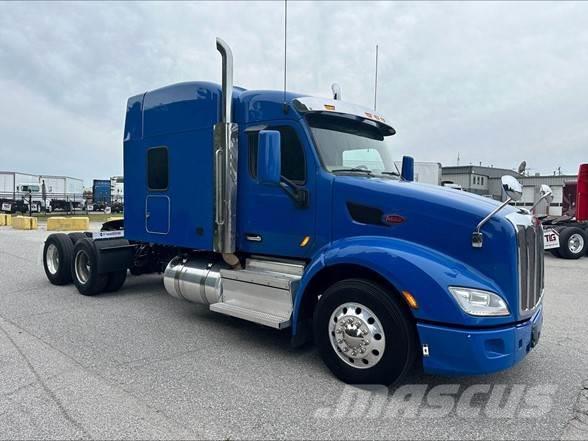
xmin=41 ymin=39 xmax=549 ymax=385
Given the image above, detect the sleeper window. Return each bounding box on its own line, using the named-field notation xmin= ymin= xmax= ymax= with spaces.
xmin=147 ymin=147 xmax=169 ymax=190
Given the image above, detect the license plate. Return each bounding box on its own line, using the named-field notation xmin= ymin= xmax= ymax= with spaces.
xmin=1 ymin=203 xmax=11 ymax=211
xmin=543 ymin=229 xmax=560 ymax=250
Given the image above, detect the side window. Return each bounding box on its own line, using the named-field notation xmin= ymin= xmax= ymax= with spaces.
xmin=248 ymin=126 xmax=306 ymax=184
xmin=147 ymin=147 xmax=169 ymax=190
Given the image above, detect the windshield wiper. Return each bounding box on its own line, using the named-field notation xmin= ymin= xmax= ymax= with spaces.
xmin=330 ymin=167 xmax=374 ymax=175
xmin=381 ymin=171 xmax=399 ymax=177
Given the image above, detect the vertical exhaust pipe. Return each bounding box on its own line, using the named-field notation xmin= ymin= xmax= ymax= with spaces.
xmin=213 ymin=38 xmax=239 ymax=257
xmin=216 ymin=38 xmax=233 ymax=124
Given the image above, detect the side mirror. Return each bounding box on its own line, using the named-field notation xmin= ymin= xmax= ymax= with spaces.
xmin=257 ymin=130 xmax=281 ymax=185
xmin=530 ymin=184 xmax=553 ymax=212
xmin=540 ymin=184 xmax=553 ymax=204
xmin=401 ymin=156 xmax=414 ymax=182
xmin=501 ymin=175 xmax=523 ymax=201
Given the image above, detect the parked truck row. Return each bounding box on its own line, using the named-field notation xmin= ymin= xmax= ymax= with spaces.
xmin=42 ymin=38 xmax=553 ymax=384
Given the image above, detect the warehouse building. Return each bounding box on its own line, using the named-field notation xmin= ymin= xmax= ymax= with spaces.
xmin=441 ymin=165 xmax=518 ymax=196
xmin=441 ymin=165 xmax=577 ymax=215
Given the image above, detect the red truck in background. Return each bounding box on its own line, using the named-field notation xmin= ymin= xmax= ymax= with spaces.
xmin=541 ymin=163 xmax=588 ymax=259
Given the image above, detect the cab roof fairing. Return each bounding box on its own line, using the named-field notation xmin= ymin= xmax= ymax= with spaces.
xmin=292 ymin=96 xmax=396 ymax=136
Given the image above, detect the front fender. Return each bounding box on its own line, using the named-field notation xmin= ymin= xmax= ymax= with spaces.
xmin=293 ymin=236 xmax=516 ymax=333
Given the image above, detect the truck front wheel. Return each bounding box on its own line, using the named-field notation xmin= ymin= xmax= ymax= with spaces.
xmin=558 ymin=227 xmax=586 ymax=259
xmin=314 ymin=279 xmax=417 ymax=385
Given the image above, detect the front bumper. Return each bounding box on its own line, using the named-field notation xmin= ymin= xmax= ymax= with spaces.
xmin=416 ymin=304 xmax=543 ymax=376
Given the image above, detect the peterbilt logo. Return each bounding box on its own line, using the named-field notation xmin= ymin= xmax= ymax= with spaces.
xmin=382 ymin=214 xmax=406 ymax=225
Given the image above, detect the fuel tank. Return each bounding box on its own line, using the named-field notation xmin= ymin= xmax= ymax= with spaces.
xmin=163 ymin=257 xmax=228 ymax=305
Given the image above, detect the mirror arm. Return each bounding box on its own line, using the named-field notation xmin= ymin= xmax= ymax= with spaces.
xmin=472 ymin=197 xmax=512 ymax=248
xmin=530 ymin=193 xmax=550 ymax=212
xmin=279 ymin=177 xmax=308 ymax=208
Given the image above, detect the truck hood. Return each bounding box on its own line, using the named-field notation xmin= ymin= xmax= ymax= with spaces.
xmin=331 ymin=175 xmax=523 ymax=309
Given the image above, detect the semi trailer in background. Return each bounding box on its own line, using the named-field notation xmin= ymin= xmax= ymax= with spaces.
xmin=394 ymin=161 xmax=442 ymax=185
xmin=541 ymin=163 xmax=588 ymax=259
xmin=42 ymin=38 xmax=551 ymax=385
xmin=39 ymin=175 xmax=85 ymax=212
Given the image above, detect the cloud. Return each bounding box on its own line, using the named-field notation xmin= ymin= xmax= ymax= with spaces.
xmin=0 ymin=1 xmax=587 ymax=184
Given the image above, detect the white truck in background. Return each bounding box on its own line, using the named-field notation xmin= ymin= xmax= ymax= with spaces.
xmin=394 ymin=161 xmax=442 ymax=185
xmin=0 ymin=172 xmax=85 ymax=213
xmin=0 ymin=171 xmax=43 ymax=213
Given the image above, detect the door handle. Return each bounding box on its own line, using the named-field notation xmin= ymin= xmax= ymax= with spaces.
xmin=245 ymin=234 xmax=262 ymax=242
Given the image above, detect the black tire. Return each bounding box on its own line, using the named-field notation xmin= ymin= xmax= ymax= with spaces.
xmin=68 ymin=232 xmax=88 ymax=244
xmin=558 ymin=227 xmax=587 ymax=259
xmin=313 ymin=279 xmax=417 ymax=385
xmin=43 ymin=233 xmax=74 ymax=285
xmin=104 ymin=270 xmax=127 ymax=292
xmin=71 ymin=238 xmax=108 ymax=296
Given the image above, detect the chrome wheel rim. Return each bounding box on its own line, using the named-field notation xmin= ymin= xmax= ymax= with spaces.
xmin=329 ymin=302 xmax=386 ymax=369
xmin=568 ymin=233 xmax=585 ymax=254
xmin=46 ymin=244 xmax=59 ymax=275
xmin=74 ymin=250 xmax=91 ymax=284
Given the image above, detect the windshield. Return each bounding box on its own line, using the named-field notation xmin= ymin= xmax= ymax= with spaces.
xmin=21 ymin=185 xmax=40 ymax=192
xmin=307 ymin=114 xmax=396 ymax=177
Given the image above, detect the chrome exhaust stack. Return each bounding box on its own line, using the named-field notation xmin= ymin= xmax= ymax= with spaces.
xmin=213 ymin=38 xmax=239 ymax=255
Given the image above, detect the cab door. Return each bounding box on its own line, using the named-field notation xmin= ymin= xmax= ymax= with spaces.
xmin=238 ymin=121 xmax=316 ymax=258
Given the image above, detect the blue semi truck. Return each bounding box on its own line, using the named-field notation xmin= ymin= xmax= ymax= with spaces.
xmin=42 ymin=39 xmax=551 ymax=384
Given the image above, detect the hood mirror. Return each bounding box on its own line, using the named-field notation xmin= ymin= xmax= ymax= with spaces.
xmin=501 ymin=175 xmax=523 ymax=201
xmin=530 ymin=184 xmax=553 ymax=212
xmin=472 ymin=175 xmax=523 ymax=248
xmin=540 ymin=184 xmax=553 ymax=204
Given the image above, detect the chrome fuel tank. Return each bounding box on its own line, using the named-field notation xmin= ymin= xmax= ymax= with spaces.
xmin=163 ymin=257 xmax=227 ymax=305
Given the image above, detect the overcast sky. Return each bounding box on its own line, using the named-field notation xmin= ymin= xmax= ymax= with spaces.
xmin=1 ymin=1 xmax=587 ymax=185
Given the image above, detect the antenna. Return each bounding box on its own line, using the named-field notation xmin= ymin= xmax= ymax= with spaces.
xmin=331 ymin=83 xmax=341 ymax=100
xmin=282 ymin=0 xmax=288 ymax=113
xmin=373 ymin=44 xmax=379 ymax=111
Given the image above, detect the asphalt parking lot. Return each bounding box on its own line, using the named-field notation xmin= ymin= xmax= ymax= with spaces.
xmin=1 ymin=225 xmax=587 ymax=440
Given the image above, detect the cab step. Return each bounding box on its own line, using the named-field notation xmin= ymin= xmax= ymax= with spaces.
xmin=208 ymin=257 xmax=304 ymax=329
xmin=209 ymin=303 xmax=291 ymax=329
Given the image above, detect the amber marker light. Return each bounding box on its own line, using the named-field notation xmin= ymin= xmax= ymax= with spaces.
xmin=299 ymin=236 xmax=311 ymax=247
xmin=402 ymin=291 xmax=419 ymax=309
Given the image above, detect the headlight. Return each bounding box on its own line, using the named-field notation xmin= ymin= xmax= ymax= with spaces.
xmin=448 ymin=287 xmax=510 ymax=317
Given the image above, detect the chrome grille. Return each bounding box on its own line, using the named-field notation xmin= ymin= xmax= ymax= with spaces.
xmin=517 ymin=225 xmax=544 ymax=313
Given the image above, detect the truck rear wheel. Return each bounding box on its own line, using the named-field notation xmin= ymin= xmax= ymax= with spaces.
xmin=68 ymin=232 xmax=88 ymax=244
xmin=43 ymin=233 xmax=74 ymax=285
xmin=558 ymin=227 xmax=586 ymax=259
xmin=104 ymin=270 xmax=127 ymax=292
xmin=313 ymin=279 xmax=417 ymax=385
xmin=71 ymin=238 xmax=108 ymax=296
